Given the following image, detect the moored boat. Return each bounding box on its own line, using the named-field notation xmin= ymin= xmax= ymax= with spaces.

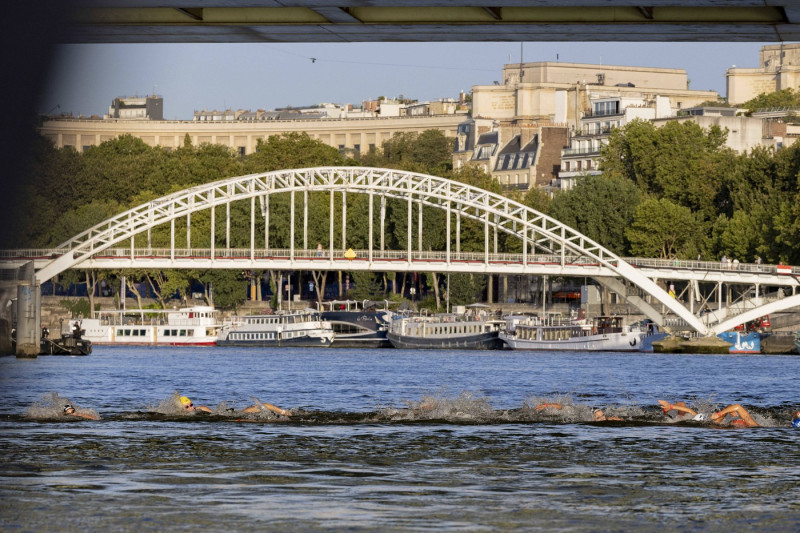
xmin=500 ymin=314 xmax=660 ymax=352
xmin=216 ymin=312 xmax=334 ymax=347
xmin=387 ymin=313 xmax=504 ymax=350
xmin=717 ymin=331 xmax=761 ymax=354
xmin=320 ymin=300 xmax=393 ymax=348
xmin=65 ymin=306 xmax=221 ymax=346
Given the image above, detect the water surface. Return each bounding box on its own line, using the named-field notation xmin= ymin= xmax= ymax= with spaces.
xmin=1 ymin=347 xmax=798 ymax=531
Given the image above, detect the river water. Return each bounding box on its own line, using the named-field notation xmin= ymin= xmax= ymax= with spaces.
xmin=1 ymin=347 xmax=798 ymax=531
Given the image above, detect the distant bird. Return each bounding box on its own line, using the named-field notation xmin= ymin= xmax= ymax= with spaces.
xmin=311 ymin=57 xmax=316 ymax=63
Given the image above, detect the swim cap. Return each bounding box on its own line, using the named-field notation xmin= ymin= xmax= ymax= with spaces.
xmin=179 ymin=396 xmax=192 ymax=406
xmin=692 ymin=413 xmax=705 ymax=421
xmin=63 ymin=404 xmax=74 ymax=413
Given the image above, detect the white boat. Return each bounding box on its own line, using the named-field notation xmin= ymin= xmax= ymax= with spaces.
xmin=500 ymin=314 xmax=659 ymax=352
xmin=387 ymin=313 xmax=504 ymax=350
xmin=64 ymin=306 xmax=221 ymax=346
xmin=216 ymin=312 xmax=334 ymax=347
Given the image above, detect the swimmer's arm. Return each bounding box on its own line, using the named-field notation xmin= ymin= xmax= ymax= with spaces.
xmin=658 ymin=400 xmax=696 ymax=416
xmin=196 ymin=405 xmax=213 ymax=413
xmin=259 ymin=402 xmax=291 ymax=416
xmin=534 ymin=403 xmax=563 ymax=411
xmin=712 ymin=404 xmax=758 ymax=427
xmin=74 ymin=412 xmax=100 ymax=420
xmin=242 ymin=402 xmax=291 ymax=416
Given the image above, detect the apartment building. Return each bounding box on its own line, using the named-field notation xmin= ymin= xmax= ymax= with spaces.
xmin=453 ymin=117 xmax=568 ymax=191
xmin=106 ymin=95 xmax=163 ymax=120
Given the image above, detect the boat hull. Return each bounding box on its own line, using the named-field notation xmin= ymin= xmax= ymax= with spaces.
xmin=500 ymin=331 xmax=650 ymax=352
xmin=717 ymin=331 xmax=761 ymax=354
xmin=388 ymin=331 xmax=502 ymax=350
xmin=216 ymin=336 xmax=333 ymax=348
xmin=321 ymin=310 xmax=391 ymax=349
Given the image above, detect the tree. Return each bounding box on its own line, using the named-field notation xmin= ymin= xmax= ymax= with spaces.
xmin=448 ymin=273 xmax=486 ymax=305
xmin=198 ymin=270 xmax=248 ymax=309
xmin=548 ymin=175 xmax=642 ymax=255
xmin=741 ymin=88 xmax=800 ymax=114
xmin=348 ymin=271 xmax=384 ymax=301
xmin=625 ymin=198 xmax=698 ymax=259
xmin=243 ymin=132 xmax=343 ymax=174
xmin=600 ymin=119 xmax=735 ymax=224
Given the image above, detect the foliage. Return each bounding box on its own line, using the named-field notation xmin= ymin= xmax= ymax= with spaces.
xmin=60 ymin=299 xmax=94 ymax=318
xmin=348 ymin=270 xmax=385 ymax=301
xmin=243 ymin=132 xmax=343 ymax=173
xmin=200 ymin=270 xmax=248 ymax=310
xmin=600 ymin=119 xmax=735 ymax=224
xmin=741 ymin=88 xmax=800 ymax=114
xmin=447 ymin=273 xmax=486 ymax=306
xmin=625 ymin=198 xmax=698 ymax=259
xmin=548 ymin=175 xmax=642 ymax=255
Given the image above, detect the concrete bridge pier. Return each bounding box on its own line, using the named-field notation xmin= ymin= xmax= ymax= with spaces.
xmin=14 ymin=262 xmax=40 ymax=358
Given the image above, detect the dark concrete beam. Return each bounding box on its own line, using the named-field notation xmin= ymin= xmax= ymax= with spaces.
xmin=60 ymin=3 xmax=800 ymax=43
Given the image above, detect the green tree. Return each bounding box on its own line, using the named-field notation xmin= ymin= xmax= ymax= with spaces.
xmin=741 ymin=88 xmax=800 ymax=114
xmin=448 ymin=273 xmax=486 ymax=305
xmin=243 ymin=132 xmax=343 ymax=173
xmin=348 ymin=271 xmax=384 ymax=301
xmin=548 ymin=175 xmax=642 ymax=255
xmin=600 ymin=119 xmax=735 ymax=224
xmin=626 ymin=198 xmax=698 ymax=259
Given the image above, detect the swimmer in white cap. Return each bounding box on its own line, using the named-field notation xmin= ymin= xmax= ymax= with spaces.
xmin=62 ymin=403 xmax=100 ymax=420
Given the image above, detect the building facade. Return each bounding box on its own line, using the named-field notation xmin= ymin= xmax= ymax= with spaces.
xmin=107 ymin=95 xmax=163 ymax=120
xmin=472 ymin=61 xmax=718 ymax=128
xmin=38 ymin=114 xmax=466 ymax=156
xmin=453 ymin=118 xmax=568 ymax=191
xmin=726 ymin=43 xmax=800 ymax=105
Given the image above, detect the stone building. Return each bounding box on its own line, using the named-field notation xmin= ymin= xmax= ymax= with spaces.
xmin=726 ymin=43 xmax=800 ymax=105
xmin=472 ymin=61 xmax=718 ymax=129
xmin=39 ymin=114 xmax=465 ymax=156
xmin=453 ymin=117 xmax=568 ymax=191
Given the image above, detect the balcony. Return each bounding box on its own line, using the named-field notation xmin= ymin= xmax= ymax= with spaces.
xmin=562 ymin=147 xmax=601 ymax=156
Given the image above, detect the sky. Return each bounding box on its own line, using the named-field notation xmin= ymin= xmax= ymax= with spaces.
xmin=40 ymin=41 xmax=770 ymax=120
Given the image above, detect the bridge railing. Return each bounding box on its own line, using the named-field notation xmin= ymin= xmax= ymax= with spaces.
xmin=0 ymin=248 xmax=798 ymax=275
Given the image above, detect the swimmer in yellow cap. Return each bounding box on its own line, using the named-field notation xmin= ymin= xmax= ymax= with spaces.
xmin=179 ymin=395 xmax=212 ymax=413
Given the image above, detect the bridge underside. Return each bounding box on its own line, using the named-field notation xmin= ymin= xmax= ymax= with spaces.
xmin=63 ymin=2 xmax=800 ymax=43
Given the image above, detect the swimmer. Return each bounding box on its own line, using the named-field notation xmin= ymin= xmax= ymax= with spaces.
xmin=792 ymin=410 xmax=800 ymax=428
xmin=242 ymin=401 xmax=291 ymax=417
xmin=179 ymin=395 xmax=212 ymax=413
xmin=710 ymin=404 xmax=759 ymax=428
xmin=62 ymin=403 xmax=100 ymax=420
xmin=532 ymin=402 xmax=621 ymax=421
xmin=533 ymin=402 xmax=563 ymax=411
xmin=592 ymin=408 xmax=622 ymax=422
xmin=658 ymin=400 xmax=705 ymax=421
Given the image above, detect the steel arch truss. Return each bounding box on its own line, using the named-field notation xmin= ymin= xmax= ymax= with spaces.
xmin=39 ymin=166 xmax=712 ymax=334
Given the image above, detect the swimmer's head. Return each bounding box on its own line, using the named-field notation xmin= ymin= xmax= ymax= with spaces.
xmin=692 ymin=413 xmax=705 ymax=421
xmin=592 ymin=408 xmax=605 ymax=421
xmin=63 ymin=404 xmax=75 ymax=414
xmin=794 ymin=410 xmax=800 ymax=420
xmin=179 ymin=396 xmax=194 ymax=409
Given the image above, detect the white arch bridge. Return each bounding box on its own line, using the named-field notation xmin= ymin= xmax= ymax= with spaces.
xmin=1 ymin=167 xmax=798 ymax=336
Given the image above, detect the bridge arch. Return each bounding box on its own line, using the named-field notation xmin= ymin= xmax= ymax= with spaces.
xmin=39 ymin=166 xmax=711 ymax=334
